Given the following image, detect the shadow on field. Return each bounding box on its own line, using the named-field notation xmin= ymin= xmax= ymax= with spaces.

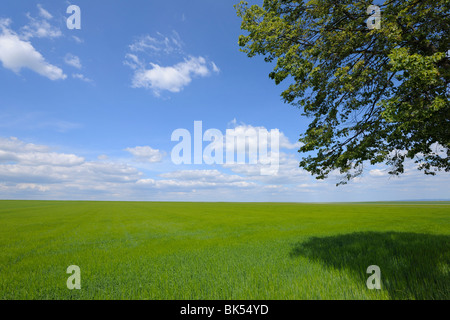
xmin=290 ymin=232 xmax=450 ymax=299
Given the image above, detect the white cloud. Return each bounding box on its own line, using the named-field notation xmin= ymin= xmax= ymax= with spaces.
xmin=199 ymin=122 xmax=301 ymax=169
xmin=37 ymin=4 xmax=53 ymax=20
xmin=64 ymin=54 xmax=82 ymax=69
xmin=159 ymin=169 xmax=245 ymax=183
xmin=1 ymin=136 xmax=448 ymax=202
xmin=369 ymin=169 xmax=386 ymax=177
xmin=224 ymin=152 xmax=310 ymax=185
xmin=125 ymin=146 xmax=164 ymax=163
xmin=72 ymin=73 xmax=93 ymax=83
xmin=21 ymin=7 xmax=62 ymax=40
xmin=0 ymin=137 xmax=49 ymax=153
xmin=0 ymin=20 xmax=66 ymax=80
xmin=0 ymin=137 xmax=142 ymax=188
xmin=211 ymin=62 xmax=220 ymax=73
xmin=129 ymin=32 xmax=183 ymax=55
xmin=0 ymin=137 xmax=83 ymax=166
xmin=0 ymin=137 xmax=262 ymax=199
xmin=225 ymin=122 xmax=301 ymax=152
xmin=123 ymin=53 xmax=143 ymax=70
xmin=72 ymin=36 xmax=84 ymax=44
xmin=129 ymin=56 xmax=213 ymax=95
xmin=10 ymin=152 xmax=84 ymax=167
xmin=138 ymin=169 xmax=256 ymax=190
xmin=17 ymin=183 xmax=51 ymax=192
xmin=125 ymin=32 xmax=219 ymax=96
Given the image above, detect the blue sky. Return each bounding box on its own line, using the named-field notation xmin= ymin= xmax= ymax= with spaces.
xmin=0 ymin=0 xmax=448 ymax=202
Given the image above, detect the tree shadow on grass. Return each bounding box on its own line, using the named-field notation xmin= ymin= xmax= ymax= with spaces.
xmin=290 ymin=232 xmax=450 ymax=300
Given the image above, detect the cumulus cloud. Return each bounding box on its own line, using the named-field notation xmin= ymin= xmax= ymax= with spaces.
xmin=0 ymin=19 xmax=66 ymax=80
xmin=0 ymin=137 xmax=49 ymax=153
xmin=1 ymin=136 xmax=448 ymax=202
xmin=138 ymin=169 xmax=256 ymax=190
xmin=159 ymin=169 xmax=245 ymax=183
xmin=0 ymin=137 xmax=142 ymax=188
xmin=0 ymin=137 xmax=83 ymax=166
xmin=223 ymin=152 xmax=310 ymax=185
xmin=3 ymin=152 xmax=84 ymax=167
xmin=225 ymin=122 xmax=301 ymax=152
xmin=0 ymin=137 xmax=268 ymax=199
xmin=369 ymin=169 xmax=386 ymax=177
xmin=125 ymin=32 xmax=219 ymax=96
xmin=125 ymin=146 xmax=164 ymax=163
xmin=0 ymin=137 xmax=261 ymax=199
xmin=130 ymin=56 xmax=211 ymax=94
xmin=197 ymin=121 xmax=302 ymax=172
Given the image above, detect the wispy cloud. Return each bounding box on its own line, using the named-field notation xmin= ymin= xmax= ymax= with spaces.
xmin=72 ymin=36 xmax=84 ymax=44
xmin=20 ymin=5 xmax=62 ymax=40
xmin=64 ymin=54 xmax=82 ymax=69
xmin=37 ymin=4 xmax=53 ymax=20
xmin=65 ymin=52 xmax=92 ymax=83
xmin=72 ymin=73 xmax=93 ymax=83
xmin=129 ymin=31 xmax=184 ymax=56
xmin=211 ymin=62 xmax=220 ymax=73
xmin=0 ymin=112 xmax=81 ymax=132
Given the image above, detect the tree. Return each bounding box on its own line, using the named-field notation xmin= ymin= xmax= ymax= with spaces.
xmin=236 ymin=0 xmax=449 ymax=185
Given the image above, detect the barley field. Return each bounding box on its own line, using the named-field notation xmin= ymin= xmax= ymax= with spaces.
xmin=0 ymin=200 xmax=448 ymax=300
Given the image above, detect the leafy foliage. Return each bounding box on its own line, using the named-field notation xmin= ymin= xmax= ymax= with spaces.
xmin=236 ymin=0 xmax=449 ymax=184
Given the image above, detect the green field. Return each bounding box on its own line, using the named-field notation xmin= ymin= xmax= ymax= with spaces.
xmin=0 ymin=200 xmax=449 ymax=300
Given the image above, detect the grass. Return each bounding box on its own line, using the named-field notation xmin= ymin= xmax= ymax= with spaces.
xmin=0 ymin=200 xmax=448 ymax=300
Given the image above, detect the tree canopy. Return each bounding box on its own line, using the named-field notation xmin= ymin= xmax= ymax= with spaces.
xmin=236 ymin=0 xmax=450 ymax=184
